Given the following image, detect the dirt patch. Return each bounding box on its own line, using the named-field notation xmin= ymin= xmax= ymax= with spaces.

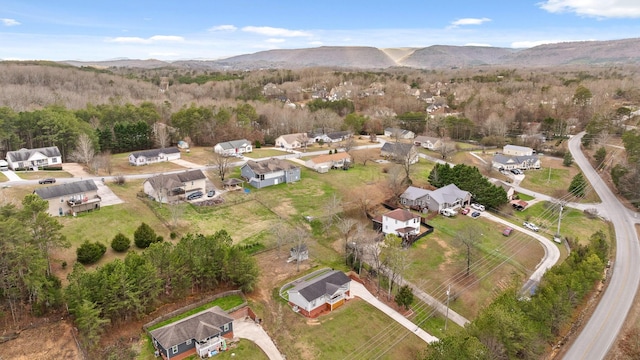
xmin=434 ymin=237 xmax=454 ymax=271
xmin=0 ymin=320 xmax=81 ymax=360
xmin=62 ymin=162 xmax=93 ymax=178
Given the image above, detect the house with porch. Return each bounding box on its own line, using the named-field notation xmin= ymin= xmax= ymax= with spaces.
xmin=492 ymin=154 xmax=541 ymax=171
xmin=33 ymin=179 xmax=101 ymax=217
xmin=287 ymin=270 xmax=351 ymax=318
xmin=213 ymin=139 xmax=252 ymax=157
xmin=305 ymin=152 xmax=351 ymax=173
xmin=129 ymin=147 xmax=181 ymax=166
xmin=399 ymin=186 xmax=431 ymax=209
xmin=143 ymin=170 xmax=207 ymax=203
xmin=149 ymin=306 xmax=234 ymax=360
xmin=373 ymin=208 xmax=421 ymax=237
xmin=380 ymin=142 xmax=419 ymax=164
xmin=6 ymin=146 xmax=62 ymax=170
xmin=384 ymin=127 xmax=415 ymax=139
xmin=274 ymin=133 xmax=310 ymax=150
xmin=240 ymin=158 xmax=301 ymax=188
xmin=413 ymin=136 xmax=442 ymax=150
xmin=423 ymin=184 xmax=471 ymax=213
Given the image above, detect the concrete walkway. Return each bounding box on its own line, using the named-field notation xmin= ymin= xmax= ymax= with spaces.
xmin=349 ymin=281 xmax=439 ymax=344
xmin=2 ymin=170 xmax=21 ymax=181
xmin=233 ymin=318 xmax=285 ymax=360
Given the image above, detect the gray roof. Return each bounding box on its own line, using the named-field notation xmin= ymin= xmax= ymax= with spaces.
xmin=504 ymin=144 xmax=533 ymax=153
xmin=414 ymin=135 xmax=440 ymax=144
xmin=381 ymin=142 xmax=415 ymax=157
xmin=429 ymin=184 xmax=470 ymax=205
xmin=216 ymin=139 xmax=251 ymax=150
xmin=7 ymin=146 xmax=61 ymax=162
xmin=401 ymin=186 xmax=430 ymax=201
xmin=149 ymin=306 xmax=233 ymax=350
xmin=243 ymin=158 xmax=299 ymax=175
xmin=146 ymin=170 xmax=207 ymax=191
xmin=290 ymin=270 xmax=351 ymax=302
xmin=130 ymin=147 xmax=180 ymax=159
xmin=327 ymin=131 xmax=351 ymax=140
xmin=493 ymin=154 xmax=539 ymax=166
xmin=34 ymin=179 xmax=97 ymax=199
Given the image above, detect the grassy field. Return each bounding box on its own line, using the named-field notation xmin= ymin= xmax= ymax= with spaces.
xmin=147 ymin=294 xmax=244 ymax=331
xmin=244 ymin=148 xmax=290 ymax=158
xmin=137 ymin=337 xmax=267 ymax=360
xmin=14 ymin=170 xmax=75 ymax=180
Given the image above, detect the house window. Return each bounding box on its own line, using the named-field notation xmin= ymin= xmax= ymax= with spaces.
xmin=52 ymin=158 xmax=58 ymax=163
xmin=186 ymin=339 xmax=191 ymax=345
xmin=172 ymin=345 xmax=178 ymax=354
xmin=223 ymin=323 xmax=229 ymax=332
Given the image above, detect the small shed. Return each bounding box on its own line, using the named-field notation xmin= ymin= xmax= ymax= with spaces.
xmin=289 ymin=244 xmax=309 ymax=262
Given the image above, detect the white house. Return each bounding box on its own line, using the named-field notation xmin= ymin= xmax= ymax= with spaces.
xmin=6 ymin=146 xmax=62 ymax=170
xmin=33 ymin=179 xmax=101 ymax=217
xmin=213 ymin=139 xmax=252 ymax=157
xmin=381 ymin=208 xmax=421 ymax=237
xmin=413 ymin=136 xmax=442 ymax=150
xmin=503 ymin=144 xmax=534 ymax=156
xmin=492 ymin=154 xmax=541 ymax=171
xmin=304 ymin=152 xmax=351 ymax=173
xmin=129 ymin=147 xmax=181 ymax=166
xmin=274 ymin=133 xmax=310 ymax=150
xmin=384 ymin=127 xmax=415 ymax=139
xmin=287 ymin=270 xmax=351 ymax=318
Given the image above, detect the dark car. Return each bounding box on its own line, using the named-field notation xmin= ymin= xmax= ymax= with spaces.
xmin=207 ymin=190 xmax=215 ymax=198
xmin=471 ymin=211 xmax=481 ymax=218
xmin=38 ymin=178 xmax=56 ymax=184
xmin=186 ymin=191 xmax=203 ymax=201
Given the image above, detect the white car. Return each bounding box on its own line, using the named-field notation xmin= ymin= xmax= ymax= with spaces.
xmin=523 ymin=221 xmax=539 ymax=232
xmin=440 ymin=208 xmax=457 ymax=217
xmin=471 ymin=203 xmax=485 ymax=211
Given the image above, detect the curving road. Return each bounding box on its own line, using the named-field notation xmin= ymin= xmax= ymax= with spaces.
xmin=564 ymin=133 xmax=640 ymax=359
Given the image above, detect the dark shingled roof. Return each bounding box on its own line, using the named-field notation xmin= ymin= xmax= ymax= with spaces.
xmin=384 ymin=208 xmax=419 ymax=222
xmin=130 ymin=147 xmax=180 ymax=159
xmin=7 ymin=146 xmax=61 ymax=162
xmin=381 ymin=142 xmax=414 ymax=157
xmin=145 ymin=170 xmax=207 ymax=191
xmin=216 ymin=139 xmax=251 ymax=150
xmin=244 ymin=158 xmax=299 ymax=175
xmin=33 ymin=179 xmax=97 ymax=199
xmin=149 ymin=306 xmax=233 ymax=350
xmin=292 ymin=270 xmax=351 ymax=302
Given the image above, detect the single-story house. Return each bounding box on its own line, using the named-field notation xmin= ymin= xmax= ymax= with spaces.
xmin=380 ymin=142 xmax=419 ymax=164
xmin=423 ymin=184 xmax=471 ymax=212
xmin=287 ymin=270 xmax=351 ymax=318
xmin=240 ymin=158 xmax=301 ymax=188
xmin=6 ymin=146 xmax=62 ymax=170
xmin=143 ymin=170 xmax=207 ymax=203
xmin=490 ymin=179 xmax=516 ymax=200
xmin=413 ymin=136 xmax=442 ymax=150
xmin=304 ymin=152 xmax=351 ymax=173
xmin=384 ymin=127 xmax=415 ymax=139
xmin=503 ymin=144 xmax=534 ymax=156
xmin=492 ymin=154 xmax=541 ymax=171
xmin=149 ymin=306 xmax=234 ymax=360
xmin=399 ymin=186 xmax=431 ymax=209
xmin=376 ymin=208 xmax=421 ymax=237
xmin=326 ymin=131 xmax=352 ymax=143
xmin=213 ymin=139 xmax=252 ymax=157
xmin=274 ymin=133 xmax=310 ymax=150
xmin=129 ymin=147 xmax=181 ymax=166
xmin=33 ymin=179 xmax=101 ymax=216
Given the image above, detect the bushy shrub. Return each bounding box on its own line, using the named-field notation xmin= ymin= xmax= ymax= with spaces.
xmin=134 ymin=222 xmax=159 ymax=249
xmin=111 ymin=232 xmax=131 ymax=252
xmin=77 ymin=241 xmax=107 ymax=264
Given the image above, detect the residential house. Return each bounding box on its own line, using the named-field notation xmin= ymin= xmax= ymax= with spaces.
xmin=413 ymin=135 xmax=442 ymax=150
xmin=490 ymin=179 xmax=516 ymax=200
xmin=213 ymin=139 xmax=253 ymax=157
xmin=380 ymin=142 xmax=419 ymax=164
xmin=149 ymin=306 xmax=234 ymax=360
xmin=326 ymin=131 xmax=352 ymax=143
xmin=503 ymin=144 xmax=534 ymax=156
xmin=274 ymin=133 xmax=310 ymax=150
xmin=305 ymin=152 xmax=351 ymax=173
xmin=384 ymin=127 xmax=415 ymax=139
xmin=240 ymin=158 xmax=301 ymax=188
xmin=423 ymin=184 xmax=471 ymax=213
xmin=377 ymin=208 xmax=421 ymax=237
xmin=129 ymin=147 xmax=181 ymax=166
xmin=143 ymin=170 xmax=207 ymax=203
xmin=492 ymin=154 xmax=541 ymax=171
xmin=399 ymin=186 xmax=431 ymax=209
xmin=33 ymin=179 xmax=101 ymax=216
xmin=287 ymin=270 xmax=351 ymax=318
xmin=6 ymin=146 xmax=62 ymax=170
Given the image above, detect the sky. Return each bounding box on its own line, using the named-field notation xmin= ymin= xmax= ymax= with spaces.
xmin=1 ymin=0 xmax=640 ymax=61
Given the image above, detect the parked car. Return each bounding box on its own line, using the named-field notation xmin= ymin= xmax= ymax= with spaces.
xmin=38 ymin=178 xmax=56 ymax=184
xmin=503 ymin=227 xmax=513 ymax=236
xmin=471 ymin=211 xmax=481 ymax=218
xmin=471 ymin=203 xmax=485 ymax=211
xmin=186 ymin=191 xmax=203 ymax=201
xmin=440 ymin=208 xmax=457 ymax=217
xmin=523 ymin=221 xmax=539 ymax=232
xmin=510 ymin=169 xmax=523 ymax=175
xmin=460 ymin=207 xmax=470 ymax=215
xmin=512 ymin=203 xmax=525 ymax=211
xmin=207 ymin=190 xmax=216 ymax=198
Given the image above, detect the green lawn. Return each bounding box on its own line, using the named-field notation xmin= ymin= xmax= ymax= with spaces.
xmin=147 ymin=294 xmax=245 ymax=331
xmin=137 ymin=336 xmax=267 ymax=360
xmin=520 ymin=164 xmax=600 ymax=203
xmin=244 ymin=148 xmax=289 ymax=158
xmin=16 ymin=170 xmax=74 ymax=180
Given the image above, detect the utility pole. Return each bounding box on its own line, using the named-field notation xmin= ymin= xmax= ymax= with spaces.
xmin=555 ymin=201 xmax=565 ymax=243
xmin=444 ymin=284 xmax=451 ymax=332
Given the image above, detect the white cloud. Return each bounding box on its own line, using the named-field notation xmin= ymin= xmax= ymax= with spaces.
xmin=1 ymin=18 xmax=20 ymax=26
xmin=539 ymin=0 xmax=640 ymax=18
xmin=450 ymin=17 xmax=491 ymax=27
xmin=106 ymin=35 xmax=184 ymax=44
xmin=209 ymin=24 xmax=237 ymax=32
xmin=266 ymin=38 xmax=286 ymax=43
xmin=241 ymin=26 xmax=312 ymax=37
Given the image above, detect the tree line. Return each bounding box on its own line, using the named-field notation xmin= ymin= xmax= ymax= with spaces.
xmin=428 ymin=163 xmax=509 ymax=209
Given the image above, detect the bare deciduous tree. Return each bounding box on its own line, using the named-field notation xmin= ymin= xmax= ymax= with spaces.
xmin=438 ymin=141 xmax=457 ymax=160
xmin=212 ymin=152 xmax=232 ymax=181
xmin=169 ymin=201 xmax=185 ymax=228
xmin=153 ymin=122 xmax=171 ymax=148
xmin=69 ymin=133 xmax=95 ymax=168
xmin=456 ymin=225 xmax=481 ymax=276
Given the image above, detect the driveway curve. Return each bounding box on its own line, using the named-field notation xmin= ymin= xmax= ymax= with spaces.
xmin=233 ymin=318 xmax=285 ymax=360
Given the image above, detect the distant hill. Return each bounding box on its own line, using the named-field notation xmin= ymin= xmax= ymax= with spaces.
xmin=59 ymin=37 xmax=640 ymax=70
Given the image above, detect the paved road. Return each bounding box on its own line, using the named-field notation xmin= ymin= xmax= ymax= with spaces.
xmin=564 ymin=133 xmax=640 ymax=359
xmin=233 ymin=318 xmax=285 ymax=360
